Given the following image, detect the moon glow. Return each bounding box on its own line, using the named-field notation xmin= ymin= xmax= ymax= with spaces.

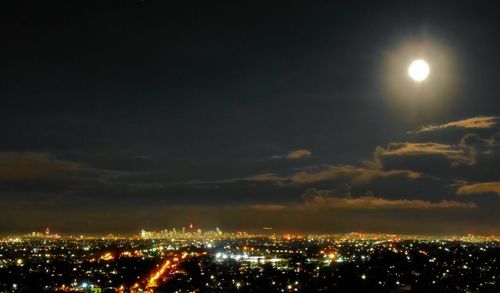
xmin=408 ymin=59 xmax=430 ymax=82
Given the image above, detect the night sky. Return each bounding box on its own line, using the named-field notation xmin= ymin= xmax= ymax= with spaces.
xmin=1 ymin=1 xmax=500 ymax=235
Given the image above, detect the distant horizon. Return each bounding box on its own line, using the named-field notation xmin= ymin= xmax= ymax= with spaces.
xmin=2 ymin=227 xmax=499 ymax=239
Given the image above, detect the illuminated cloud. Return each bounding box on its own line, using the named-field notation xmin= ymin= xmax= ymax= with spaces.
xmin=286 ymin=149 xmax=312 ymax=159
xmin=377 ymin=142 xmax=476 ymax=166
xmin=169 ymin=163 xmax=420 ymax=187
xmin=244 ymin=173 xmax=286 ymax=183
xmin=301 ymin=187 xmax=476 ymax=209
xmin=251 ymin=186 xmax=476 ymax=210
xmin=457 ymin=182 xmax=500 ymax=196
xmin=303 ymin=196 xmax=476 ymax=209
xmin=416 ymin=116 xmax=498 ymax=133
xmin=165 ymin=172 xmax=286 ymax=187
xmin=288 ymin=164 xmax=420 ymax=185
xmin=271 ymin=149 xmax=312 ymax=160
xmin=485 ymin=132 xmax=500 ymax=147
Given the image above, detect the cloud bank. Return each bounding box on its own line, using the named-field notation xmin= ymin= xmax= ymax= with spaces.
xmin=271 ymin=149 xmax=312 ymax=160
xmin=286 ymin=149 xmax=312 ymax=159
xmin=252 ymin=185 xmax=476 ymax=210
xmin=417 ymin=116 xmax=498 ymax=133
xmin=377 ymin=142 xmax=476 ymax=166
xmin=457 ymin=182 xmax=500 ymax=196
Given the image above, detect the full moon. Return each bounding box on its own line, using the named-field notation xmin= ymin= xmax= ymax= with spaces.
xmin=408 ymin=59 xmax=430 ymax=81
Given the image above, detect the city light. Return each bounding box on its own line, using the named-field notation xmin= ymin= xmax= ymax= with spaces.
xmin=0 ymin=228 xmax=498 ymax=292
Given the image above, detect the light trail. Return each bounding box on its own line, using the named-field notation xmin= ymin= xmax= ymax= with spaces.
xmin=144 ymin=252 xmax=190 ymax=291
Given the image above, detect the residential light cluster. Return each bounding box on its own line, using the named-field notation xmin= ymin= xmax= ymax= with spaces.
xmin=0 ymin=230 xmax=498 ymax=292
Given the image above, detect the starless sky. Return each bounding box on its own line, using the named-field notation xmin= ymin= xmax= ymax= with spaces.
xmin=1 ymin=1 xmax=500 ymax=235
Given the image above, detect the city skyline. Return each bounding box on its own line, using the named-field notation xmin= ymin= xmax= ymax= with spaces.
xmin=5 ymin=225 xmax=500 ymax=239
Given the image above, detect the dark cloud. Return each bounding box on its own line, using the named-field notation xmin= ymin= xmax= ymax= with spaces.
xmin=0 ymin=152 xmax=128 ymax=186
xmin=257 ymin=184 xmax=478 ymax=210
xmin=167 ymin=163 xmax=420 ymax=188
xmin=0 ymin=152 xmax=94 ymax=181
xmin=0 ymin=152 xmax=146 ymax=204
